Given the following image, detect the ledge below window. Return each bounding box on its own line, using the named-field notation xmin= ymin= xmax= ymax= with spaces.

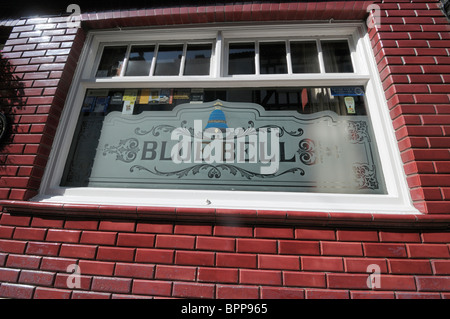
xmin=1 ymin=200 xmax=449 ymax=230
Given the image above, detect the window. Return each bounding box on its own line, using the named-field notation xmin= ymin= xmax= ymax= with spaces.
xmin=38 ymin=24 xmax=417 ymax=214
xmin=96 ymin=42 xmax=213 ymax=77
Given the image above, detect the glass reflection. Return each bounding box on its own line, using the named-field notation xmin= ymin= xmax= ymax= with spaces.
xmin=125 ymin=45 xmax=155 ymax=76
xmin=154 ymin=45 xmax=184 ymax=76
xmin=96 ymin=46 xmax=127 ymax=77
xmin=321 ymin=40 xmax=354 ymax=73
xmin=259 ymin=42 xmax=287 ymax=74
xmin=228 ymin=43 xmax=255 ymax=75
xmin=184 ymin=44 xmax=212 ymax=76
xmin=290 ymin=41 xmax=320 ymax=73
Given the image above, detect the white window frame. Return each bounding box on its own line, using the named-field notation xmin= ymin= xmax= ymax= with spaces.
xmin=36 ymin=22 xmax=419 ymax=215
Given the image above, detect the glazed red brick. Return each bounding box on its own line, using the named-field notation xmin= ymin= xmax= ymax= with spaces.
xmin=197 ymin=267 xmax=238 ymax=284
xmin=236 ymin=238 xmax=277 ymax=254
xmin=327 ymin=273 xmax=369 ymax=289
xmin=116 ymin=233 xmax=155 ymax=248
xmin=132 ymin=279 xmax=172 ymax=297
xmin=258 ymin=255 xmax=300 ymax=270
xmin=240 ymin=269 xmax=282 ymax=286
xmin=215 ymin=252 xmax=257 ymax=269
xmin=25 ymin=241 xmax=60 ymax=256
xmin=18 ymin=270 xmax=54 ymax=286
xmin=363 ymin=243 xmax=408 ymax=257
xmin=388 ymin=259 xmax=433 ymax=274
xmin=278 ymin=240 xmax=320 ymax=255
xmin=154 ymin=265 xmax=196 ymax=281
xmin=305 ymin=288 xmax=349 ymax=299
xmin=407 ymin=243 xmax=450 ymax=258
xmin=172 ymin=282 xmax=215 ymax=299
xmin=155 ymin=234 xmax=195 ymax=250
xmin=12 ymin=227 xmax=46 ymax=241
xmin=96 ymin=246 xmax=135 ymax=262
xmin=6 ymin=254 xmax=41 ymax=269
xmin=136 ymin=222 xmax=173 ymax=234
xmin=71 ymin=291 xmax=110 ymax=299
xmin=213 ymin=225 xmax=253 ymax=237
xmin=283 ymin=271 xmax=326 ymax=288
xmin=77 ymin=260 xmax=115 ymax=276
xmin=54 ymin=273 xmax=92 ymax=290
xmin=321 ymin=242 xmax=364 ymax=257
xmin=45 ymin=229 xmax=80 ymax=243
xmin=0 ymin=283 xmax=34 ymax=299
xmin=58 ymin=244 xmax=97 ymax=259
xmin=196 ymin=236 xmax=235 ymax=252
xmin=135 ymin=248 xmax=174 ymax=264
xmin=39 ymin=257 xmax=77 ymax=272
xmin=80 ymin=231 xmax=117 ymax=246
xmin=301 ymin=256 xmax=344 ymax=272
xmin=344 ymin=257 xmax=389 ymax=273
xmin=174 ymin=250 xmax=215 ymax=266
xmin=260 ymin=286 xmax=305 ymax=299
xmin=0 ymin=0 xmax=450 ymax=300
xmin=216 ymin=284 xmax=259 ymax=299
xmin=0 ymin=267 xmax=20 ymax=282
xmin=91 ymin=276 xmax=132 ymax=294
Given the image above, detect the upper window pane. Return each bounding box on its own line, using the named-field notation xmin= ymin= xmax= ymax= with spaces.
xmin=290 ymin=41 xmax=320 ymax=73
xmin=96 ymin=46 xmax=128 ymax=77
xmin=184 ymin=44 xmax=212 ymax=76
xmin=321 ymin=40 xmax=354 ymax=73
xmin=259 ymin=42 xmax=287 ymax=74
xmin=154 ymin=44 xmax=184 ymax=76
xmin=125 ymin=45 xmax=155 ymax=76
xmin=228 ymin=43 xmax=255 ymax=75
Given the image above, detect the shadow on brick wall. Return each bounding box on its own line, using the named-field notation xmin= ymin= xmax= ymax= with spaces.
xmin=0 ymin=52 xmax=25 ymax=154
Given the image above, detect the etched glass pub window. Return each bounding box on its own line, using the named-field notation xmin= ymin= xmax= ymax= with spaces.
xmin=62 ymin=88 xmax=386 ymax=194
xmin=42 ymin=25 xmax=418 ymax=214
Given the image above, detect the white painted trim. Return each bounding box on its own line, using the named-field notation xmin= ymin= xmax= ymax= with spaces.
xmin=36 ymin=22 xmax=420 ymax=215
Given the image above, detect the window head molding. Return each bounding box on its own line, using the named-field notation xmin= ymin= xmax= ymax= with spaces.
xmin=36 ymin=22 xmax=419 ymax=215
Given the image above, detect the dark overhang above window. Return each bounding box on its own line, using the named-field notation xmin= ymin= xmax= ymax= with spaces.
xmin=4 ymin=0 xmax=291 ymax=19
xmin=0 ymin=0 xmax=370 ymax=20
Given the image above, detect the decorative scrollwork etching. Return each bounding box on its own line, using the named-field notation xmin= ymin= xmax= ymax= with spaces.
xmin=347 ymin=121 xmax=371 ymax=143
xmin=103 ymin=138 xmax=140 ymax=163
xmin=130 ymin=164 xmax=305 ymax=180
xmin=297 ymin=138 xmax=316 ymax=165
xmin=353 ymin=163 xmax=379 ymax=190
xmin=247 ymin=121 xmax=303 ymax=137
xmin=135 ymin=120 xmax=194 ymax=137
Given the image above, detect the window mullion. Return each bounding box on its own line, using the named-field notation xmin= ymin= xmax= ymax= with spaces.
xmin=214 ymin=31 xmax=223 ymax=78
xmin=317 ymin=39 xmax=326 ymax=74
xmin=179 ymin=42 xmax=187 ymax=76
xmin=255 ymin=41 xmax=260 ymax=75
xmin=286 ymin=40 xmax=293 ymax=75
xmin=119 ymin=45 xmax=132 ymax=77
xmin=150 ymin=44 xmax=158 ymax=76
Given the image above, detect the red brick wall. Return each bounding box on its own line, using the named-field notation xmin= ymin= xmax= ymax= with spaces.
xmin=370 ymin=0 xmax=450 ymax=214
xmin=0 ymin=1 xmax=449 ymax=299
xmin=0 ymin=212 xmax=449 ymax=299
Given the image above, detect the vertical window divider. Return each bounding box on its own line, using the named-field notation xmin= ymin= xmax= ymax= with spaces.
xmin=255 ymin=41 xmax=260 ymax=75
xmin=214 ymin=31 xmax=223 ymax=78
xmin=316 ymin=39 xmax=326 ymax=74
xmin=179 ymin=42 xmax=188 ymax=76
xmin=286 ymin=40 xmax=293 ymax=75
xmin=149 ymin=44 xmax=158 ymax=76
xmin=120 ymin=45 xmax=132 ymax=77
